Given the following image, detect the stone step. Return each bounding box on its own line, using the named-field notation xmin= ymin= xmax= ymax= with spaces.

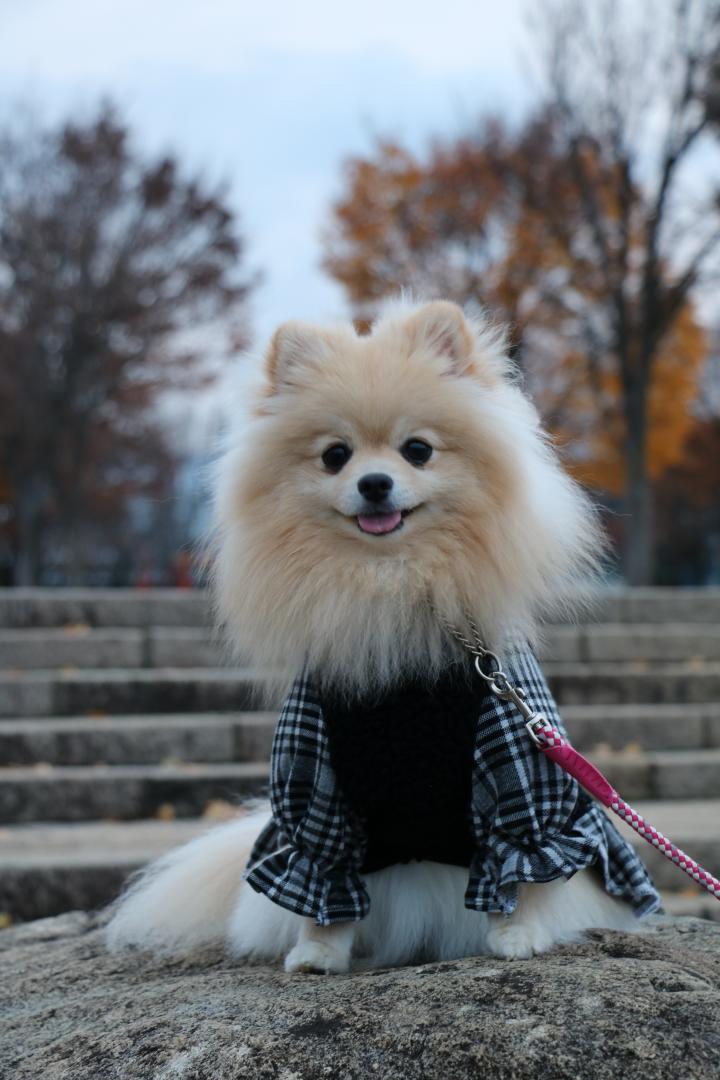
xmin=592 ymin=748 xmax=720 ymax=800
xmin=0 ymin=589 xmax=213 ymax=630
xmin=6 ymin=623 xmax=720 ymax=670
xmin=0 ymin=713 xmax=275 ymax=766
xmin=0 ymin=819 xmax=210 ymax=921
xmin=612 ymin=799 xmax=720 ymax=891
xmin=660 ymin=892 xmax=720 ymax=922
xmin=0 ymin=628 xmax=147 ymax=669
xmin=1 ymin=663 xmax=720 ymax=718
xmin=0 ymin=588 xmax=211 ymax=629
xmin=0 ymin=808 xmax=717 ymax=922
xmin=0 ymin=747 xmax=716 ymax=823
xmin=583 ymin=589 xmax=720 ymax=625
xmin=0 ymin=668 xmax=269 ymax=718
xmin=0 ymin=627 xmax=228 ymax=670
xmin=545 ymin=662 xmax=720 ymax=705
xmin=543 ymin=624 xmax=720 ymax=663
xmin=0 ymin=705 xmax=716 ymax=767
xmin=0 ymin=762 xmax=269 ymax=823
xmin=3 ymin=588 xmax=720 ymax=631
xmin=561 ymin=703 xmax=720 ymax=752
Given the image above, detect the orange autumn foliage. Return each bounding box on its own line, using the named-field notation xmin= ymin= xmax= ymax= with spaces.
xmin=324 ymin=120 xmax=708 ymax=496
xmin=566 ymin=306 xmax=706 ymax=494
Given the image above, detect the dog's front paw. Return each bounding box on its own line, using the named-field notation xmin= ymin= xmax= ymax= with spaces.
xmin=284 ymin=940 xmax=350 ymax=975
xmin=485 ymin=919 xmax=543 ymax=960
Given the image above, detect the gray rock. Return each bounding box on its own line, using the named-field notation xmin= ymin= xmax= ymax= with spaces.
xmin=0 ymin=914 xmax=719 ymax=1080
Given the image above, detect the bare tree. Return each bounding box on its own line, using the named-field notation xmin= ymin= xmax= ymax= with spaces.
xmin=0 ymin=105 xmax=256 ymax=584
xmin=533 ymin=0 xmax=720 ymax=583
xmin=323 ymin=115 xmax=708 ymax=555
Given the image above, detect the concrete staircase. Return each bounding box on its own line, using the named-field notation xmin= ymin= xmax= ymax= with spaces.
xmin=0 ymin=588 xmax=719 ymax=924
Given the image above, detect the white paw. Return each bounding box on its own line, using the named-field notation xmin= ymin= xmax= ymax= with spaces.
xmin=486 ymin=921 xmax=541 ymax=960
xmin=284 ymin=940 xmax=350 ymax=975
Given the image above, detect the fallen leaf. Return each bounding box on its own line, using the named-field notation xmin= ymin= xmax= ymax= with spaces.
xmin=202 ymin=800 xmax=237 ymax=821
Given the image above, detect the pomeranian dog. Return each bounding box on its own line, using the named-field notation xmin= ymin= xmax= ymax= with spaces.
xmin=106 ymin=299 xmax=658 ymax=973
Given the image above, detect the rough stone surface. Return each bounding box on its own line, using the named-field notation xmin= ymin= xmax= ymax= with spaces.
xmin=1 ymin=913 xmax=719 ymax=1080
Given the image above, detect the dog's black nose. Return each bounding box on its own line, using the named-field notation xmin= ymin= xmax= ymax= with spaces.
xmin=357 ymin=473 xmax=394 ymax=503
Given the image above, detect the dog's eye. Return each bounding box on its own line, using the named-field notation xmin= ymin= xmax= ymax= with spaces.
xmin=321 ymin=443 xmax=352 ymax=472
xmin=401 ymin=439 xmax=433 ymax=467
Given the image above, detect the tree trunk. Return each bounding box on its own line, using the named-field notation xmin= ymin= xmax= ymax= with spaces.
xmin=622 ymin=381 xmax=654 ymax=585
xmin=13 ymin=478 xmax=46 ymax=586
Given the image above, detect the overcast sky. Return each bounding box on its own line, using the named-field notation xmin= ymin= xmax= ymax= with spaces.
xmin=0 ymin=0 xmax=535 ymax=348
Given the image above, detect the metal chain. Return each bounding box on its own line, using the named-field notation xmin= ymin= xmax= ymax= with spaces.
xmin=435 ymin=609 xmax=549 ymax=743
xmin=435 ymin=610 xmax=503 ymax=682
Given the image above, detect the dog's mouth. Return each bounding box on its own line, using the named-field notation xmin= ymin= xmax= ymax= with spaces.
xmin=356 ymin=507 xmax=418 ymax=536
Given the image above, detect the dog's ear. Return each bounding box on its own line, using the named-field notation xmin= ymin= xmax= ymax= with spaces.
xmin=407 ymin=301 xmax=475 ymax=376
xmin=265 ymin=321 xmax=328 ymax=393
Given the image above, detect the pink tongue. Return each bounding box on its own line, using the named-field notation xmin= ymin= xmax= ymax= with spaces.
xmin=357 ymin=510 xmax=402 ymax=535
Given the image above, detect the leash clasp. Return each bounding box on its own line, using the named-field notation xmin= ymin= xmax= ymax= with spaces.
xmin=497 ymin=684 xmax=549 ymax=746
xmin=524 ymin=713 xmax=550 ymax=747
xmin=473 ymin=656 xmax=549 ymax=744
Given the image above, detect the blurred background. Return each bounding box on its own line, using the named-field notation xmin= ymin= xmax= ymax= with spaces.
xmin=1 ymin=0 xmax=720 ymax=930
xmin=2 ymin=0 xmax=719 ymax=588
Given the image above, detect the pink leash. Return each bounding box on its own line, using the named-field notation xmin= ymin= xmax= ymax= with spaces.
xmin=458 ymin=638 xmax=720 ymax=904
xmin=525 ymin=714 xmax=720 ymax=902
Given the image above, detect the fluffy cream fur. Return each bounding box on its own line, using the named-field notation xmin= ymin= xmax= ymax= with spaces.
xmin=107 ymin=809 xmax=637 ymax=970
xmin=212 ymin=299 xmax=602 ymax=699
xmin=106 ymin=300 xmax=637 ymax=973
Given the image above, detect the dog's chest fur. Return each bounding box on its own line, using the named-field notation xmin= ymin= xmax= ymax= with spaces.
xmin=322 ymin=667 xmax=481 ymax=873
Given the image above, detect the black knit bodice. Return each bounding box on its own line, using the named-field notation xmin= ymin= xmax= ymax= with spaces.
xmin=322 ymin=664 xmax=482 ymax=873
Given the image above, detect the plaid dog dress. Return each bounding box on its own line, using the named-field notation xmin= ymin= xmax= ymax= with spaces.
xmin=245 ymin=648 xmax=660 ymax=926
